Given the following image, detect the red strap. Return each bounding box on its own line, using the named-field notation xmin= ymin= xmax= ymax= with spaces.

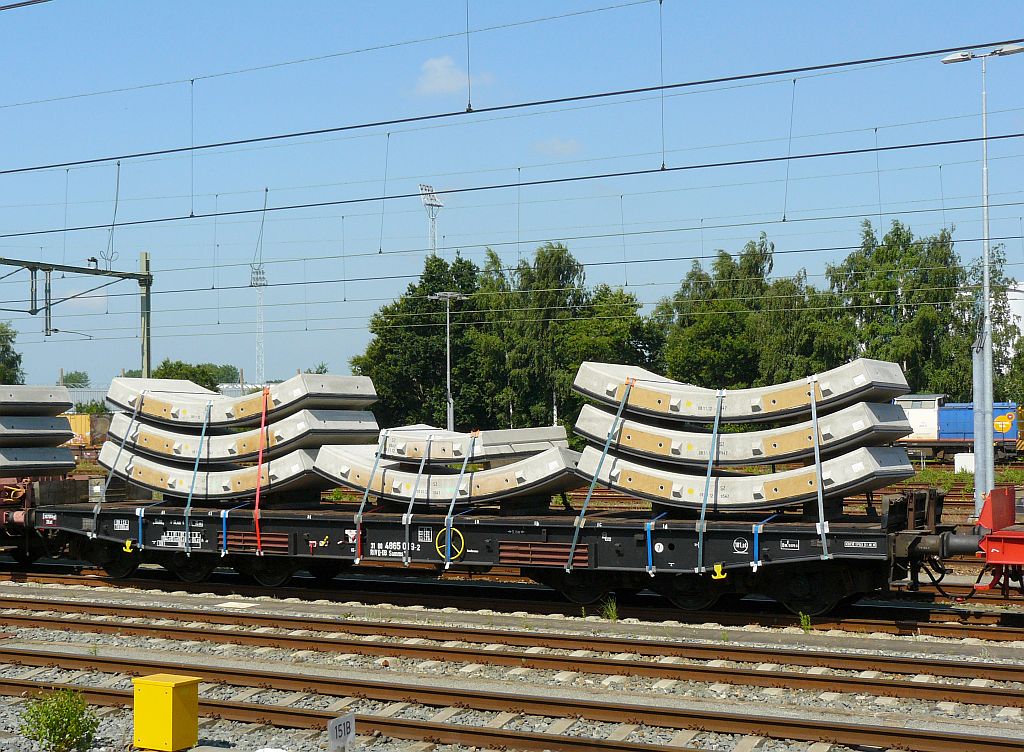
xmin=253 ymin=387 xmax=269 ymax=554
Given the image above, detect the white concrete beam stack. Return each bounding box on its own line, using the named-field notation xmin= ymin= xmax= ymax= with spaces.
xmin=572 ymin=359 xmax=915 ymax=512
xmin=0 ymin=386 xmax=75 ymax=476
xmin=98 ymin=375 xmax=379 ymax=501
xmin=314 ymin=444 xmax=582 ymax=508
xmin=106 ymin=373 xmax=377 ymax=428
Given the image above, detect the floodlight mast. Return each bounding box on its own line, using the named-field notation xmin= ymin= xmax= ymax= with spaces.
xmin=419 ymin=184 xmax=444 ymax=257
xmin=429 ymin=290 xmax=467 ymax=431
xmin=941 ymin=43 xmax=1023 ymax=517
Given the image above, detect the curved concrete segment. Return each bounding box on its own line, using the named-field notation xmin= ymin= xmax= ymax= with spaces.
xmin=0 ymin=447 xmax=75 ymax=475
xmin=107 ymin=374 xmax=377 ymax=428
xmin=0 ymin=386 xmax=72 ymax=417
xmin=0 ymin=416 xmax=74 ymax=447
xmin=98 ymin=442 xmax=326 ymax=499
xmin=381 ymin=425 xmax=568 ymax=464
xmin=574 ymin=402 xmax=911 ymax=467
xmin=573 ymin=358 xmax=908 ymax=423
xmin=314 ymin=445 xmax=583 ymax=507
xmin=107 ymin=409 xmax=379 ymax=464
xmin=576 ymin=445 xmax=913 ymax=511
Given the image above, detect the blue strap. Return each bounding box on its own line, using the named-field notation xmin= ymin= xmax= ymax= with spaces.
xmin=133 ymin=499 xmax=167 ymax=551
xmin=219 ymin=502 xmax=248 ymax=557
xmin=567 ymin=378 xmax=635 ymax=573
xmin=444 ymin=433 xmax=477 ymax=570
xmin=184 ymin=402 xmax=212 ymax=555
xmin=696 ymin=390 xmax=724 ymax=572
xmin=645 ymin=512 xmax=668 ymax=576
xmin=403 ymin=435 xmax=432 ymax=566
xmin=93 ymin=389 xmax=146 ymax=538
xmin=751 ymin=514 xmax=778 ymax=568
xmin=808 ymin=375 xmax=831 ymax=560
xmin=354 ymin=430 xmax=388 ymax=565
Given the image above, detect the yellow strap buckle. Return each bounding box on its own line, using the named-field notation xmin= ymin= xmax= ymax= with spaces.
xmin=122 ymin=539 xmax=134 ymax=553
xmin=711 ymin=563 xmax=727 ymax=580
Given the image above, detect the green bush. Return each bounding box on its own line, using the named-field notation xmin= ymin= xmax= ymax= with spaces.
xmin=19 ymin=689 xmax=99 ymax=752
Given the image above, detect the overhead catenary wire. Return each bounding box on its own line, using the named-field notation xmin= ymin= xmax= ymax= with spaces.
xmin=46 ymin=192 xmax=1024 ymax=282
xmin=18 ymin=260 xmax=1009 ymax=328
xmin=5 ymin=227 xmax=1021 ymax=314
xmin=2 ymin=131 xmax=1021 ymax=243
xmin=25 ymin=280 xmax=989 ymax=335
xmin=23 ymin=297 xmax=986 ymax=346
xmin=1 ymin=37 xmax=1021 ymax=179
xmin=3 ymin=103 xmax=1019 ymax=216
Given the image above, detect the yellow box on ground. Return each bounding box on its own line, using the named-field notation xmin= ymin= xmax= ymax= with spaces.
xmin=132 ymin=673 xmax=201 ymax=751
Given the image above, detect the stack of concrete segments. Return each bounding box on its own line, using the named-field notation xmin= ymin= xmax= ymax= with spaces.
xmin=314 ymin=425 xmax=582 ymax=508
xmin=572 ymin=358 xmax=916 ymax=511
xmin=106 ymin=374 xmax=377 ymax=427
xmin=0 ymin=386 xmax=75 ymax=476
xmin=98 ymin=374 xmax=378 ymax=501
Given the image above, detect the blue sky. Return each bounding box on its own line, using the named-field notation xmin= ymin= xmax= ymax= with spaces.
xmin=0 ymin=0 xmax=1022 ymax=385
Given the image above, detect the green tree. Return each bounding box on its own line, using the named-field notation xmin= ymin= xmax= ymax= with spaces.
xmin=305 ymin=361 xmax=329 ymax=374
xmin=73 ymin=401 xmax=108 ymax=415
xmin=352 ymin=254 xmax=482 ymax=428
xmin=151 ymin=359 xmax=222 ymax=392
xmin=826 ymin=221 xmax=975 ymax=397
xmin=658 ymin=234 xmax=774 ymax=387
xmin=60 ymin=370 xmax=89 ymax=388
xmin=0 ymin=323 xmax=24 ymax=385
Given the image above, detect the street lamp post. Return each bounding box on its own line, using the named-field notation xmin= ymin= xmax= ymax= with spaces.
xmin=429 ymin=291 xmax=468 ymax=431
xmin=942 ymin=44 xmax=1023 ymax=517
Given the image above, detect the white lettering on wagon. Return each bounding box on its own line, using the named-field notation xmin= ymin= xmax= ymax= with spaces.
xmin=843 ymin=540 xmax=878 ymax=549
xmin=154 ymin=530 xmax=203 ymax=549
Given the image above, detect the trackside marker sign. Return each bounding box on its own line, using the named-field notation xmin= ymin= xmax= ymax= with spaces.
xmin=328 ymin=713 xmax=356 ymax=751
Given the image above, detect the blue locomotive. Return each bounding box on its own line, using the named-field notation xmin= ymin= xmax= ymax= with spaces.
xmin=894 ymin=394 xmax=1021 ymax=461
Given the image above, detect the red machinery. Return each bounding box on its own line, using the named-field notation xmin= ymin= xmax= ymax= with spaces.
xmin=975 ymin=487 xmax=1024 ymax=595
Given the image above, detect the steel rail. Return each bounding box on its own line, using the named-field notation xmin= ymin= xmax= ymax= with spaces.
xmin=0 ymin=610 xmax=1020 ymax=706
xmin=0 ymin=595 xmax=1020 ymax=685
xmin=0 ymin=676 xmax=687 ymax=752
xmin=0 ymin=648 xmax=1018 ymax=752
xmin=1 ymin=571 xmax=1022 ymax=639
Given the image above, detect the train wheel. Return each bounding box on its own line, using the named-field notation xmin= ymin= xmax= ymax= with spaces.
xmin=81 ymin=540 xmax=139 ymax=579
xmin=163 ymin=552 xmax=218 ymax=583
xmin=524 ymin=569 xmax=609 ymax=605
xmin=774 ymin=572 xmax=841 ymax=617
xmin=236 ymin=557 xmax=296 ymax=588
xmin=99 ymin=550 xmax=140 ymax=579
xmin=653 ymin=574 xmax=723 ymax=611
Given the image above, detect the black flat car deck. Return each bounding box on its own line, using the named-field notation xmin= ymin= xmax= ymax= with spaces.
xmin=34 ymin=501 xmax=894 ymax=574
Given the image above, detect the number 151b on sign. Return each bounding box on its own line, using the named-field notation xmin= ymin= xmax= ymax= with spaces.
xmin=328 ymin=713 xmax=356 ymax=751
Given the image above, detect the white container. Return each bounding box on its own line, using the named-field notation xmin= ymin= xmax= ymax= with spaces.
xmin=954 ymin=452 xmax=975 ymax=474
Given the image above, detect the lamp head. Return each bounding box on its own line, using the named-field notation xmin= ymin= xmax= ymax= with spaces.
xmin=992 ymin=44 xmax=1024 ymax=57
xmin=941 ymin=51 xmax=973 ymax=64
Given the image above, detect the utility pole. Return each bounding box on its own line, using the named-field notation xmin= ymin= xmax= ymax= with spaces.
xmin=942 ymin=44 xmax=1023 ymax=517
xmin=139 ymin=251 xmax=152 ymax=378
xmin=428 ymin=291 xmax=467 ymax=431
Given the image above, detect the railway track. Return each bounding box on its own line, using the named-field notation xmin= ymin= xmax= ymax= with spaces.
xmin=0 ymin=644 xmax=1019 ymax=752
xmin=4 ymin=567 xmax=1024 ymax=639
xmin=0 ymin=595 xmax=1022 ymax=704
